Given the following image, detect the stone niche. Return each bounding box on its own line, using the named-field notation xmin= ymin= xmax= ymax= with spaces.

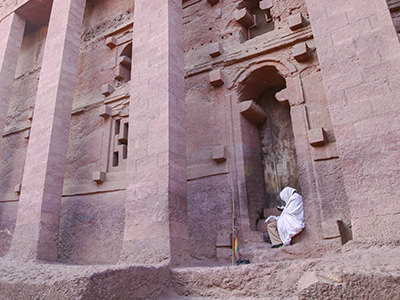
xmin=238 ymin=65 xmax=300 ymax=230
xmin=235 ymin=0 xmax=275 ymax=41
xmin=115 ymin=42 xmax=132 ymax=82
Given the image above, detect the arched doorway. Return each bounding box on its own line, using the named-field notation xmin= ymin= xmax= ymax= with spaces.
xmin=237 ymin=65 xmax=300 ymax=230
xmin=115 ymin=42 xmax=132 ymax=82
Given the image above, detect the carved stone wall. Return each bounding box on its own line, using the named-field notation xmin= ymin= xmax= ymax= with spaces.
xmin=0 ymin=0 xmax=398 ymax=264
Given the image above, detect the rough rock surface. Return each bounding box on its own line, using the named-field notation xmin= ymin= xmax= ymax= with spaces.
xmin=0 ymin=240 xmax=399 ymax=299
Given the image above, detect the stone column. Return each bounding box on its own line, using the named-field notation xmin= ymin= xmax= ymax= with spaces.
xmin=0 ymin=13 xmax=25 ymax=139
xmin=121 ymin=0 xmax=189 ymax=265
xmin=306 ymin=0 xmax=400 ymax=239
xmin=9 ymin=0 xmax=86 ymax=261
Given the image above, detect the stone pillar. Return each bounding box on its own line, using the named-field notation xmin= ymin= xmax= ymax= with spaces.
xmin=306 ymin=0 xmax=400 ymax=239
xmin=9 ymin=0 xmax=86 ymax=261
xmin=0 ymin=13 xmax=25 ymax=139
xmin=121 ymin=0 xmax=189 ymax=265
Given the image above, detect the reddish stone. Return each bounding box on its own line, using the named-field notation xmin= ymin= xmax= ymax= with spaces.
xmin=0 ymin=13 xmax=25 ymax=140
xmin=293 ymin=42 xmax=312 ymax=62
xmin=9 ymin=0 xmax=86 ymax=261
xmin=101 ymin=84 xmax=114 ymax=97
xmin=207 ymin=0 xmax=219 ymax=5
xmin=288 ymin=13 xmax=306 ymax=30
xmin=308 ymin=127 xmax=326 ymax=147
xmin=92 ymin=171 xmax=106 ymax=183
xmin=212 ymin=145 xmax=226 ymax=163
xmin=121 ymin=0 xmax=189 ymax=266
xmin=99 ymin=105 xmax=112 ymax=118
xmin=240 ymin=100 xmax=267 ymax=125
xmin=259 ymin=0 xmax=274 ymax=11
xmin=105 ymin=36 xmax=117 ymax=49
xmin=209 ymin=69 xmax=224 ymax=87
xmin=208 ymin=42 xmax=223 ymax=58
xmin=234 ymin=8 xmax=255 ymax=29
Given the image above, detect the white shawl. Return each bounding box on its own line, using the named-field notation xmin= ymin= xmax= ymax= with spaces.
xmin=265 ymin=187 xmax=305 ymax=246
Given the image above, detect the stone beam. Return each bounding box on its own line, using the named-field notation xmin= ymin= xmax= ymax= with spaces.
xmin=121 ymin=0 xmax=189 ymax=265
xmin=306 ymin=0 xmax=400 ymax=239
xmin=9 ymin=0 xmax=86 ymax=261
xmin=0 ymin=13 xmax=25 ymax=140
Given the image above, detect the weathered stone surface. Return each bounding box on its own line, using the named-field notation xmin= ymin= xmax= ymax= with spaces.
xmin=9 ymin=0 xmax=87 ymax=261
xmin=101 ymin=84 xmax=114 ymax=97
xmin=212 ymin=145 xmax=226 ymax=163
xmin=0 ymin=0 xmax=399 ymax=298
xmin=99 ymin=105 xmax=112 ymax=118
xmin=208 ymin=42 xmax=223 ymax=58
xmin=92 ymin=171 xmax=106 ymax=183
xmin=233 ymin=8 xmax=255 ymax=29
xmin=209 ymin=69 xmax=224 ymax=87
xmin=0 ymin=13 xmax=25 ymax=140
xmin=308 ymin=127 xmax=326 ymax=147
xmin=207 ymin=0 xmax=219 ymax=6
xmin=105 ymin=36 xmax=117 ymax=48
xmin=216 ymin=231 xmax=231 ymax=247
xmin=121 ymin=0 xmax=189 ymax=266
xmin=306 ymin=0 xmax=400 ymax=239
xmin=321 ymin=219 xmax=341 ymax=239
xmin=293 ymin=42 xmax=312 ymax=62
xmin=259 ymin=0 xmax=274 ymax=11
xmin=288 ymin=13 xmax=306 ymax=31
xmin=58 ymin=192 xmax=125 ymax=265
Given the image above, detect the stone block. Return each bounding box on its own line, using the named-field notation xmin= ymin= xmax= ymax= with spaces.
xmin=119 ymin=55 xmax=131 ymax=69
xmin=293 ymin=42 xmax=312 ymax=62
xmin=92 ymin=171 xmax=106 ymax=184
xmin=27 ymin=109 xmax=34 ymax=121
xmin=216 ymin=247 xmax=232 ymax=262
xmin=105 ymin=36 xmax=117 ymax=49
xmin=321 ymin=219 xmax=341 ymax=239
xmin=99 ymin=105 xmax=112 ymax=118
xmin=207 ymin=0 xmax=219 ymax=5
xmin=212 ymin=145 xmax=226 ymax=163
xmin=101 ymin=84 xmax=114 ymax=97
xmin=308 ymin=127 xmax=326 ymax=147
xmin=208 ymin=42 xmax=223 ymax=58
xmin=257 ymin=218 xmax=268 ymax=233
xmin=23 ymin=129 xmax=30 ymax=139
xmin=14 ymin=184 xmax=21 ymax=194
xmin=311 ymin=142 xmax=339 ymax=161
xmin=209 ymin=69 xmax=224 ymax=87
xmin=115 ymin=65 xmax=131 ymax=81
xmin=216 ymin=232 xmax=231 ymax=247
xmin=259 ymin=0 xmax=273 ymax=11
xmin=298 ymin=271 xmax=343 ymax=294
xmin=234 ymin=8 xmax=255 ymax=29
xmin=240 ymin=100 xmax=267 ymax=125
xmin=288 ymin=13 xmax=306 ymax=30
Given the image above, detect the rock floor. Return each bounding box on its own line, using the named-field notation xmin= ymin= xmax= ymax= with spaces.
xmin=0 ymin=239 xmax=399 ymax=299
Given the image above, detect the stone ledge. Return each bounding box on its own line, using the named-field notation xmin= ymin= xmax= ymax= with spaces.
xmin=185 ymin=27 xmax=313 ymax=78
xmin=187 ymin=162 xmax=229 ymax=181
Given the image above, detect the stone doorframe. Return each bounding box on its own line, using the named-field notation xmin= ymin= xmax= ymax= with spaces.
xmin=226 ymin=57 xmax=322 ymax=245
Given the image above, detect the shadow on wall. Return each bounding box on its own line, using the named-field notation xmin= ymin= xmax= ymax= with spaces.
xmin=238 ymin=65 xmax=299 ymax=230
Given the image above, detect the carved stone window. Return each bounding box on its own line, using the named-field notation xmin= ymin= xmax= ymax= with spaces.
xmin=115 ymin=42 xmax=132 ymax=82
xmin=111 ymin=118 xmax=128 ymax=168
xmin=235 ymin=0 xmax=274 ymax=41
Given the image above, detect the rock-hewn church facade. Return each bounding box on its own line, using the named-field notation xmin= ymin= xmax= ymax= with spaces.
xmin=0 ymin=0 xmax=399 ymax=298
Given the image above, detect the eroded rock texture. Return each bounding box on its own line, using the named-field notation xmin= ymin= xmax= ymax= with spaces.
xmin=0 ymin=0 xmax=400 ymax=298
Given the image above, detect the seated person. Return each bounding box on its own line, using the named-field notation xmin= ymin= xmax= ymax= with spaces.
xmin=264 ymin=187 xmax=305 ymax=248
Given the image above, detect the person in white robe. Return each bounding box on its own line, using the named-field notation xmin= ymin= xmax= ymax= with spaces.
xmin=265 ymin=187 xmax=305 ymax=247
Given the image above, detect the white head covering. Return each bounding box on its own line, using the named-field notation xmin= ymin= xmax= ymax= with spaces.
xmin=280 ymin=187 xmax=296 ymax=204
